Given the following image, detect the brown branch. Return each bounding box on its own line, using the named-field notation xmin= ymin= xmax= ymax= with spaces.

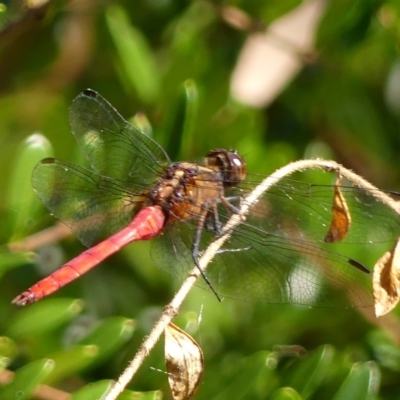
xmin=8 ymin=222 xmax=72 ymax=253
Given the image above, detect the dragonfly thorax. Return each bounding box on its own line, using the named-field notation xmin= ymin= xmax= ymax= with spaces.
xmin=148 ymin=160 xmax=225 ymax=222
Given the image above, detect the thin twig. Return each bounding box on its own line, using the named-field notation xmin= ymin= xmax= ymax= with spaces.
xmin=8 ymin=222 xmax=72 ymax=252
xmin=103 ymin=158 xmax=400 ymax=399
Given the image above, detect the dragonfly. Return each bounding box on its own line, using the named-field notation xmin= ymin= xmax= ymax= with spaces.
xmin=12 ymin=89 xmax=400 ymax=307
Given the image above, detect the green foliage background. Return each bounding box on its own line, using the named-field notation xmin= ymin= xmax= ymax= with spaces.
xmin=1 ymin=0 xmax=400 ymax=399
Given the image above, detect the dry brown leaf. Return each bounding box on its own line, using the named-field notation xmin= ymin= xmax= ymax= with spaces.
xmin=324 ymin=175 xmax=351 ymax=243
xmin=373 ymin=238 xmax=400 ymax=317
xmin=165 ymin=322 xmax=204 ymax=400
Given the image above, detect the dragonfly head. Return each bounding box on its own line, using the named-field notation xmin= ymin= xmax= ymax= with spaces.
xmin=205 ymin=149 xmax=247 ymax=187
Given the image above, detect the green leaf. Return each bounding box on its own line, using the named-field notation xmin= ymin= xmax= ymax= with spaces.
xmin=367 ymin=330 xmax=400 ymax=372
xmin=289 ymin=344 xmax=335 ymax=398
xmin=6 ymin=133 xmax=53 ymax=240
xmin=106 ymin=5 xmax=161 ymax=105
xmin=78 ymin=316 xmax=135 ymax=363
xmin=163 ymin=79 xmax=199 ymax=159
xmin=270 ymin=387 xmax=303 ymax=400
xmin=71 ymin=380 xmax=114 ymax=400
xmin=0 ymin=249 xmax=36 ymax=280
xmin=0 ymin=358 xmax=54 ymax=400
xmin=213 ymin=351 xmax=278 ymax=400
xmin=72 ymin=381 xmax=163 ymax=400
xmin=7 ymin=298 xmax=83 ymax=339
xmin=332 ymin=362 xmax=380 ymax=400
xmin=0 ymin=337 xmax=18 ymax=360
xmin=44 ymin=345 xmax=98 ymax=385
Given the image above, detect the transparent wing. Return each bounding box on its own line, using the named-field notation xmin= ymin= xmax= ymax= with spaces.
xmin=32 ymin=158 xmax=146 ymax=247
xmin=152 ymin=172 xmax=400 ymax=307
xmin=238 ymin=171 xmax=400 ymax=246
xmin=69 ymin=89 xmax=170 ymax=186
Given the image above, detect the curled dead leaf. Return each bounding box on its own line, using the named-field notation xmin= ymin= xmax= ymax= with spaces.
xmin=373 ymin=238 xmax=400 ymax=317
xmin=325 ymin=175 xmax=351 ymax=243
xmin=165 ymin=322 xmax=204 ymax=400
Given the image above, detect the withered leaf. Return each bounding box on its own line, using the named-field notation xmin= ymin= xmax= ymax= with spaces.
xmin=373 ymin=238 xmax=400 ymax=317
xmin=325 ymin=175 xmax=351 ymax=243
xmin=165 ymin=322 xmax=204 ymax=400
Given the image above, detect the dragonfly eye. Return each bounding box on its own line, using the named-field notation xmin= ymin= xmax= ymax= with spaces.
xmin=205 ymin=148 xmax=247 ymax=187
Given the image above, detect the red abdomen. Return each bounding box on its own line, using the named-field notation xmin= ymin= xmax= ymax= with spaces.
xmin=13 ymin=206 xmax=165 ymax=306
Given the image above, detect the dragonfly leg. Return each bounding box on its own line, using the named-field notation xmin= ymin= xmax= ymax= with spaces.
xmin=204 ymin=203 xmax=222 ymax=234
xmin=213 ymin=195 xmax=245 ymax=238
xmin=192 ymin=206 xmax=223 ymax=302
xmin=205 ymin=196 xmax=240 ymax=235
xmin=205 ymin=203 xmax=253 ymax=255
xmin=221 ymin=195 xmax=242 ymax=213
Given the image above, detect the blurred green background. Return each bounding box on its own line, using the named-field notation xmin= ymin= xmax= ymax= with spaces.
xmin=1 ymin=0 xmax=400 ymax=399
